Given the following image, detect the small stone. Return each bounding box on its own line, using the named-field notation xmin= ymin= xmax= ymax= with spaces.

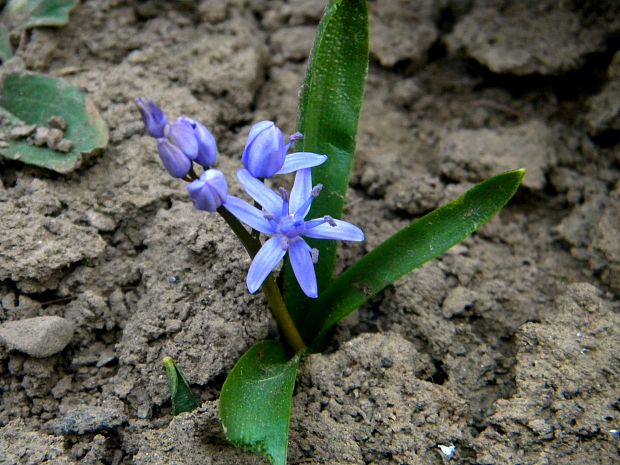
xmin=9 ymin=124 xmax=36 ymax=139
xmin=48 ymin=116 xmax=67 ymax=130
xmin=84 ymin=210 xmax=117 ymax=232
xmin=56 ymin=139 xmax=73 ymax=153
xmin=45 ymin=128 xmax=64 ymax=148
xmin=54 ymin=401 xmax=126 ymax=435
xmin=0 ymin=316 xmax=75 ymax=358
xmin=33 ymin=127 xmax=49 ymax=146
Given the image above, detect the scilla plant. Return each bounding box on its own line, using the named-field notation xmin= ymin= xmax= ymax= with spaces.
xmin=136 ymin=1 xmax=524 ymax=464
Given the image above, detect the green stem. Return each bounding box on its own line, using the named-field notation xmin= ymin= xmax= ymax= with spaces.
xmin=217 ymin=207 xmax=306 ymax=353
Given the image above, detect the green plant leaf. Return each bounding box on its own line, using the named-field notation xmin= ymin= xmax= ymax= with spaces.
xmin=282 ymin=0 xmax=369 ymax=326
xmin=163 ymin=356 xmax=200 ymax=415
xmin=219 ymin=340 xmax=302 ymax=465
xmin=0 ymin=24 xmax=12 ymax=61
xmin=303 ymin=169 xmax=526 ymax=346
xmin=0 ymin=72 xmax=108 ymax=173
xmin=1 ymin=0 xmax=77 ymax=31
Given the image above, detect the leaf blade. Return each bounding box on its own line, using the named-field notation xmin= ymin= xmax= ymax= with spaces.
xmin=0 ymin=72 xmax=109 ymax=173
xmin=283 ymin=0 xmax=369 ymax=325
xmin=219 ymin=341 xmax=302 ymax=465
xmin=1 ymin=0 xmax=77 ymax=31
xmin=163 ymin=356 xmax=200 ymax=416
xmin=304 ymin=169 xmax=526 ymax=345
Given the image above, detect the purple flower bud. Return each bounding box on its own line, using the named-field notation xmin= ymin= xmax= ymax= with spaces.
xmin=178 ymin=116 xmax=217 ymax=168
xmin=157 ymin=138 xmax=192 ymax=178
xmin=187 ymin=169 xmax=228 ymax=212
xmin=242 ymin=121 xmax=286 ymax=178
xmin=135 ymin=97 xmax=168 ymax=138
xmin=166 ymin=119 xmax=199 ymax=160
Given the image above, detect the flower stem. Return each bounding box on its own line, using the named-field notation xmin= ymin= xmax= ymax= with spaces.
xmin=217 ymin=207 xmax=306 ymax=353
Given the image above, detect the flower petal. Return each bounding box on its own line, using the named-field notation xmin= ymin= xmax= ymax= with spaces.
xmin=247 ymin=236 xmax=287 ymax=294
xmin=289 ymin=239 xmax=318 ymax=298
xmin=224 ymin=196 xmax=276 ymax=234
xmin=289 ymin=168 xmax=312 ymax=217
xmin=276 ymin=152 xmax=328 ymax=175
xmin=236 ymin=169 xmax=283 ymax=215
xmin=303 ymin=219 xmax=365 ymax=241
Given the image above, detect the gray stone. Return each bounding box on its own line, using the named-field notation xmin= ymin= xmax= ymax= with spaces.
xmin=54 ymin=400 xmax=126 ymax=435
xmin=0 ymin=316 xmax=75 ymax=358
xmin=447 ymin=3 xmax=606 ymax=75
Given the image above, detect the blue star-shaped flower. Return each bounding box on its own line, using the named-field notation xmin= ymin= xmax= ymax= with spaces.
xmin=224 ymin=168 xmax=364 ymax=297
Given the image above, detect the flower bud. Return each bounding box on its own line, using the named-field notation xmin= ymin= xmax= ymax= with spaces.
xmin=135 ymin=97 xmax=168 ymax=138
xmin=166 ymin=119 xmax=199 ymax=161
xmin=157 ymin=138 xmax=192 ymax=178
xmin=178 ymin=116 xmax=217 ymax=168
xmin=242 ymin=121 xmax=286 ymax=178
xmin=187 ymin=169 xmax=228 ymax=212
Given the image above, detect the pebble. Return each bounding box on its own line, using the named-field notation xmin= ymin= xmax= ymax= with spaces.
xmin=0 ymin=316 xmax=75 ymax=358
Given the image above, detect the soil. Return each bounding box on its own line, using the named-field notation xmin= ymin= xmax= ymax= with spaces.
xmin=1 ymin=1 xmax=619 ymax=464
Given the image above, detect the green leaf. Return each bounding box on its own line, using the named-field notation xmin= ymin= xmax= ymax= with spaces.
xmin=303 ymin=169 xmax=526 ymax=346
xmin=0 ymin=72 xmax=108 ymax=173
xmin=282 ymin=0 xmax=369 ymax=326
xmin=219 ymin=341 xmax=302 ymax=465
xmin=163 ymin=356 xmax=200 ymax=415
xmin=0 ymin=24 xmax=12 ymax=62
xmin=1 ymin=0 xmax=77 ymax=31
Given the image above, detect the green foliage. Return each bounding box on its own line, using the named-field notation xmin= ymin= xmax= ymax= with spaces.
xmin=0 ymin=72 xmax=108 ymax=173
xmin=163 ymin=357 xmax=200 ymax=416
xmin=282 ymin=0 xmax=369 ymax=325
xmin=219 ymin=341 xmax=302 ymax=465
xmin=303 ymin=169 xmax=526 ymax=346
xmin=1 ymin=0 xmax=76 ymax=31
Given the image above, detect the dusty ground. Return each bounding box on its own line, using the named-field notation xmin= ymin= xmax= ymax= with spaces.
xmin=1 ymin=0 xmax=619 ymax=464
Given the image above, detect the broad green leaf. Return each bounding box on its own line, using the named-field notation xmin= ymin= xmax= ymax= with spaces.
xmin=0 ymin=24 xmax=12 ymax=62
xmin=303 ymin=169 xmax=526 ymax=346
xmin=163 ymin=356 xmax=200 ymax=415
xmin=219 ymin=340 xmax=302 ymax=465
xmin=1 ymin=0 xmax=77 ymax=31
xmin=0 ymin=72 xmax=108 ymax=173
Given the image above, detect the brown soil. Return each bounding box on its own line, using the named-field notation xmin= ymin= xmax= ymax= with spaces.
xmin=1 ymin=1 xmax=619 ymax=464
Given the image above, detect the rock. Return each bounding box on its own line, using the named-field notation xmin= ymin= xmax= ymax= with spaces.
xmin=370 ymin=0 xmax=438 ymax=67
xmin=438 ymin=121 xmax=555 ymax=190
xmin=54 ymin=400 xmax=126 ymax=435
xmin=447 ymin=2 xmax=606 ymax=75
xmin=0 ymin=316 xmax=75 ymax=358
xmin=585 ymin=51 xmax=620 ymax=135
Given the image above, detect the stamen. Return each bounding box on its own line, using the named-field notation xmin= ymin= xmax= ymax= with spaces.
xmin=324 ymin=215 xmax=337 ymax=227
xmin=285 ymin=132 xmax=303 ymax=152
xmin=279 ymin=187 xmax=289 ymax=217
xmin=311 ymin=184 xmax=323 ymax=197
xmin=310 ymin=248 xmax=319 ymax=264
xmin=280 ymin=237 xmax=289 ymax=250
xmin=263 ymin=212 xmax=274 ymax=221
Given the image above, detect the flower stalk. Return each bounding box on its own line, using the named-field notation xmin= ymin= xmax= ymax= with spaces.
xmin=217 ymin=207 xmax=306 ymax=353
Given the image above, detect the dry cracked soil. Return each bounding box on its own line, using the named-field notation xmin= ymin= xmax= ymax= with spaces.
xmin=0 ymin=1 xmax=619 ymax=464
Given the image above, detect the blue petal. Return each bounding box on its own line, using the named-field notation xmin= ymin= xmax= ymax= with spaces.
xmin=224 ymin=196 xmax=277 ymax=234
xmin=236 ymin=169 xmax=283 ymax=215
xmin=289 ymin=239 xmax=318 ymax=298
xmin=289 ymin=168 xmax=312 ymax=217
xmin=247 ymin=236 xmax=287 ymax=294
xmin=303 ymin=219 xmax=365 ymax=241
xmin=276 ymin=152 xmax=328 ymax=175
xmin=157 ymin=138 xmax=191 ymax=178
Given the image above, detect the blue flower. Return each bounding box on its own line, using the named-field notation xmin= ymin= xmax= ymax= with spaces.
xmin=242 ymin=121 xmax=327 ymax=178
xmin=224 ymin=168 xmax=364 ymax=297
xmin=187 ymin=169 xmax=228 ymax=212
xmin=135 ymin=97 xmax=168 ymax=138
